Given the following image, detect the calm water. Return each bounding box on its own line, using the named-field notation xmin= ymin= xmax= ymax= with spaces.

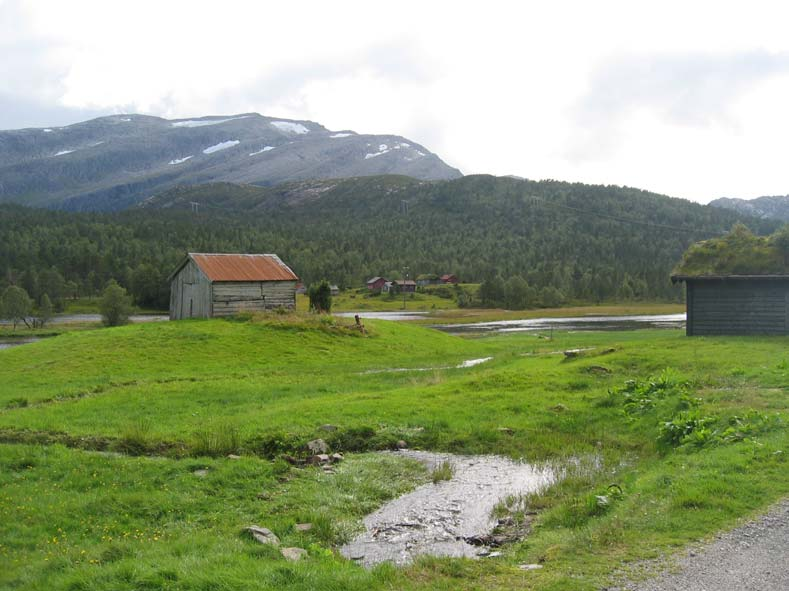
xmin=0 ymin=338 xmax=42 ymax=350
xmin=431 ymin=313 xmax=686 ymax=335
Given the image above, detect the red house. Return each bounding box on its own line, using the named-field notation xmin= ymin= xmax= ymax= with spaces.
xmin=366 ymin=277 xmax=388 ymax=291
xmin=441 ymin=274 xmax=459 ymax=284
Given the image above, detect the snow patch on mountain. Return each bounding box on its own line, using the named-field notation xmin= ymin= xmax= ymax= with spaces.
xmin=43 ymin=128 xmax=53 ymax=133
xmin=365 ymin=144 xmax=391 ymax=159
xmin=249 ymin=146 xmax=275 ymax=156
xmin=169 ymin=156 xmax=194 ymax=165
xmin=54 ymin=149 xmax=75 ymax=156
xmin=172 ymin=116 xmax=250 ymax=128
xmin=203 ymin=140 xmax=240 ymax=154
xmin=271 ymin=121 xmax=310 ymax=134
xmin=330 ymin=132 xmax=354 ymax=138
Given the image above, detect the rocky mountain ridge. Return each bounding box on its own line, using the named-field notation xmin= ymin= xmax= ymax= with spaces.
xmin=0 ymin=113 xmax=461 ymax=210
xmin=709 ymin=195 xmax=789 ymax=222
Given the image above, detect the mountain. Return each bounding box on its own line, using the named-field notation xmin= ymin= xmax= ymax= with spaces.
xmin=0 ymin=113 xmax=461 ymax=210
xmin=1 ymin=175 xmax=777 ymax=309
xmin=709 ymin=195 xmax=789 ymax=222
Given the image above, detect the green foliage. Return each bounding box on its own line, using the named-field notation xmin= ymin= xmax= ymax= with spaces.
xmin=1 ymin=176 xmax=773 ymax=310
xmin=674 ymin=222 xmax=789 ymax=275
xmin=36 ymin=293 xmax=53 ymax=328
xmin=308 ymin=280 xmax=333 ymax=313
xmin=1 ymin=285 xmax=32 ymax=329
xmin=99 ymin=280 xmax=132 ymax=327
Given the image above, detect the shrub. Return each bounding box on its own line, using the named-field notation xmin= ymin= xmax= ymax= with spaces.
xmin=308 ymin=280 xmax=332 ymax=313
xmin=99 ymin=280 xmax=132 ymax=327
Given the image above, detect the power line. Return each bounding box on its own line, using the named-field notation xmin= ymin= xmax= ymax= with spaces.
xmin=523 ymin=194 xmax=726 ymax=236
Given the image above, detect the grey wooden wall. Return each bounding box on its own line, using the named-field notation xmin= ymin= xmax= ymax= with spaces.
xmin=211 ymin=281 xmax=297 ymax=317
xmin=686 ymin=279 xmax=789 ymax=336
xmin=169 ymin=260 xmax=212 ymax=320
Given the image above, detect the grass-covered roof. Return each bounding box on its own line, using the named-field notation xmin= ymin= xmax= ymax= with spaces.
xmin=673 ymin=223 xmax=789 ymax=277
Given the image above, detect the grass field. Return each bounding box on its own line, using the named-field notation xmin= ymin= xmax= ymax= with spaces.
xmin=0 ymin=313 xmax=786 ymax=590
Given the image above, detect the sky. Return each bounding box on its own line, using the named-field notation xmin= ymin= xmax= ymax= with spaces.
xmin=2 ymin=0 xmax=789 ymax=203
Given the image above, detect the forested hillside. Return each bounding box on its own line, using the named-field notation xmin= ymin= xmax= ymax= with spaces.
xmin=0 ymin=175 xmax=776 ymax=310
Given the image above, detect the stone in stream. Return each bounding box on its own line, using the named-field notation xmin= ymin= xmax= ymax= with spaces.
xmin=281 ymin=547 xmax=308 ymax=561
xmin=306 ymin=438 xmax=329 ymax=454
xmin=245 ymin=526 xmax=280 ymax=546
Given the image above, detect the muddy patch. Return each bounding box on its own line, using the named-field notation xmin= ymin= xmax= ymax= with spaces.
xmin=340 ymin=450 xmax=555 ymax=567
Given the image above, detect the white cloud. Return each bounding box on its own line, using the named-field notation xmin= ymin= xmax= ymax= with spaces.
xmin=3 ymin=0 xmax=789 ymax=202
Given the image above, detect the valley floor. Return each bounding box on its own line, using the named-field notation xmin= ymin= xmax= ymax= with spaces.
xmin=0 ymin=314 xmax=786 ymax=590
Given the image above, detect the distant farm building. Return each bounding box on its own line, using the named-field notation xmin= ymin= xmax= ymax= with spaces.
xmin=169 ymin=253 xmax=299 ymax=320
xmin=441 ymin=274 xmax=459 ymax=284
xmin=416 ymin=274 xmax=441 ymax=287
xmin=672 ymin=275 xmax=789 ymax=336
xmin=366 ymin=277 xmax=388 ymax=291
xmin=384 ymin=279 xmax=416 ymax=293
xmin=329 ymin=284 xmax=340 ymax=296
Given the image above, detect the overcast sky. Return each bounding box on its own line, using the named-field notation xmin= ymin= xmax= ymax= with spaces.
xmin=2 ymin=0 xmax=789 ymax=203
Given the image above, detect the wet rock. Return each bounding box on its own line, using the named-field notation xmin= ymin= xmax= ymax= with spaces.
xmin=396 ymin=440 xmax=408 ymax=449
xmin=246 ymin=526 xmax=279 ymax=546
xmin=281 ymin=547 xmax=307 ymax=561
xmin=295 ymin=523 xmax=313 ymax=532
xmin=318 ymin=424 xmax=338 ymax=432
xmin=518 ymin=563 xmax=543 ymax=570
xmin=306 ymin=438 xmax=329 ymax=454
xmin=308 ymin=454 xmax=331 ymax=465
xmin=193 ymin=469 xmax=209 ymax=478
xmin=331 ymin=453 xmax=344 ymax=462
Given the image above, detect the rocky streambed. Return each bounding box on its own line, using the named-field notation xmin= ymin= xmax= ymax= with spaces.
xmin=340 ymin=450 xmax=556 ymax=567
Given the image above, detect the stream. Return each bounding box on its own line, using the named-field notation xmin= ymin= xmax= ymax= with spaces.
xmin=340 ymin=450 xmax=556 ymax=567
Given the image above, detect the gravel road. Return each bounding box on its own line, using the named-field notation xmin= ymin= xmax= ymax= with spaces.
xmin=621 ymin=499 xmax=789 ymax=591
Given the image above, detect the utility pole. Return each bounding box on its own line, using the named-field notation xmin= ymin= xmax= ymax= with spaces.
xmin=402 ymin=265 xmax=409 ymax=310
xmin=190 ymin=202 xmax=200 ymax=214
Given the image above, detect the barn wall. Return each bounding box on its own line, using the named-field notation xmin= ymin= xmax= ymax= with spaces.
xmin=169 ymin=260 xmax=212 ymax=320
xmin=687 ymin=279 xmax=789 ymax=336
xmin=211 ymin=281 xmax=297 ymax=317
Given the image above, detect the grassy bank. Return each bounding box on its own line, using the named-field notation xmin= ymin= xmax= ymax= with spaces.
xmin=0 ymin=315 xmax=786 ymax=590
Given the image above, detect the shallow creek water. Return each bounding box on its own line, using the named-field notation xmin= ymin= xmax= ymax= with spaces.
xmin=340 ymin=450 xmax=556 ymax=567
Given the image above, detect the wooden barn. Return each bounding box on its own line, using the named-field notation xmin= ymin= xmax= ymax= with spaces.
xmin=169 ymin=253 xmax=299 ymax=320
xmin=672 ymin=274 xmax=789 ymax=336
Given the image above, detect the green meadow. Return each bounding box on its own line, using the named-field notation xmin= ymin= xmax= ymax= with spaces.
xmin=0 ymin=314 xmax=787 ymax=590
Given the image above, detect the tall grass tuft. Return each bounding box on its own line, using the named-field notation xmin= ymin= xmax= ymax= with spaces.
xmin=431 ymin=460 xmax=454 ymax=484
xmin=192 ymin=423 xmax=241 ymax=457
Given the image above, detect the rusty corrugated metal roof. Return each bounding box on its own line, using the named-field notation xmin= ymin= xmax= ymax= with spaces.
xmin=189 ymin=253 xmax=298 ymax=282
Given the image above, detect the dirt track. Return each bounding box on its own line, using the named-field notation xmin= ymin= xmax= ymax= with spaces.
xmin=618 ymin=500 xmax=789 ymax=591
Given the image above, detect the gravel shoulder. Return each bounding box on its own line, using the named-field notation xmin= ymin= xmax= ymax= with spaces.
xmin=619 ymin=499 xmax=789 ymax=591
